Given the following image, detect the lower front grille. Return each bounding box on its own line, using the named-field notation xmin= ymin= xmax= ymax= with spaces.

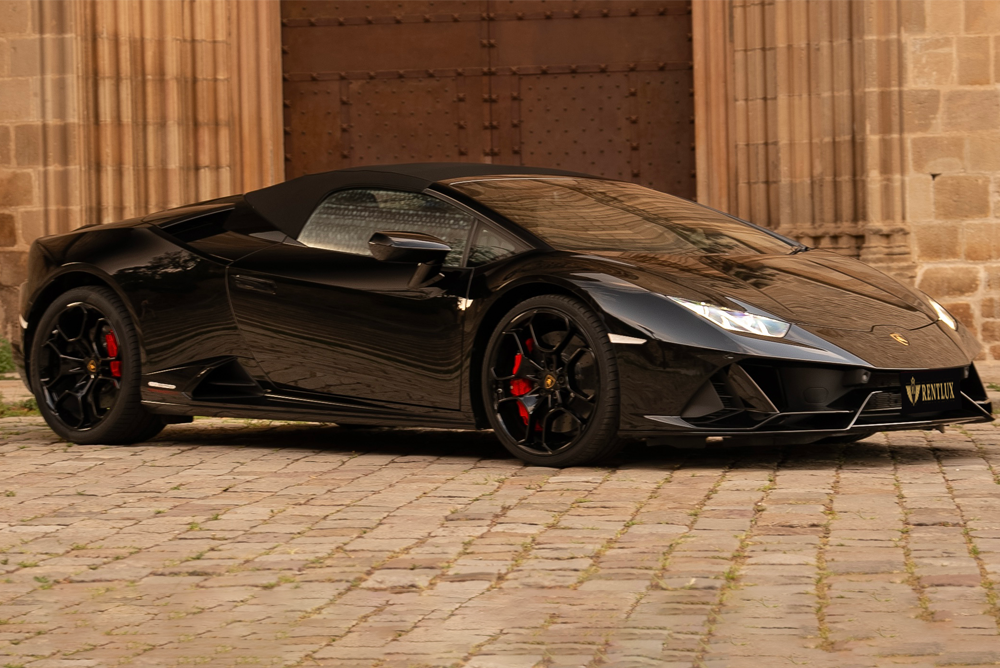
xmin=864 ymin=390 xmax=902 ymax=411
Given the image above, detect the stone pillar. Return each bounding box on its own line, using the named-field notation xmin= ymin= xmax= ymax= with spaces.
xmin=0 ymin=0 xmax=283 ymax=342
xmin=77 ymin=0 xmax=283 ymax=224
xmin=692 ymin=0 xmax=915 ymax=270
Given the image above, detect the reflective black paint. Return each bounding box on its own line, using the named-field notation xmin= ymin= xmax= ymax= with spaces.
xmin=13 ymin=163 xmax=992 ymax=443
xmin=228 ymin=242 xmax=470 ymax=409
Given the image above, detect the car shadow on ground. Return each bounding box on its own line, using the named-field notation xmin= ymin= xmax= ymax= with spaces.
xmin=141 ymin=420 xmax=950 ymax=470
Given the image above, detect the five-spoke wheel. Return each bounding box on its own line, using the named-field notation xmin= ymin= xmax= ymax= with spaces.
xmin=483 ymin=295 xmax=622 ymax=466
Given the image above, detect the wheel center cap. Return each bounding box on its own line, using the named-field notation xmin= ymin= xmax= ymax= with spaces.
xmin=86 ymin=359 xmax=98 ymax=374
xmin=543 ymin=374 xmax=557 ymax=389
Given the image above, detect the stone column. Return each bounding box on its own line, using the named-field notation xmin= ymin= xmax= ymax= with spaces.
xmin=0 ymin=0 xmax=283 ymax=342
xmin=77 ymin=0 xmax=283 ymax=224
xmin=691 ymin=0 xmax=916 ymax=275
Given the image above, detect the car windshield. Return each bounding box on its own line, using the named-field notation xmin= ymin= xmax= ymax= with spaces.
xmin=445 ymin=177 xmax=795 ymax=256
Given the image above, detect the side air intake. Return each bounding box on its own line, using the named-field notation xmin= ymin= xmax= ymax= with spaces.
xmin=191 ymin=359 xmax=264 ymax=401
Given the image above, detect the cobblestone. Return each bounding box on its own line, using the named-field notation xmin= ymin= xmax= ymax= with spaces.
xmin=0 ymin=416 xmax=998 ymax=667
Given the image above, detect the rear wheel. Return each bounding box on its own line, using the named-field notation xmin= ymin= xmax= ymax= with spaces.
xmin=481 ymin=295 xmax=623 ymax=466
xmin=29 ymin=287 xmax=164 ymax=444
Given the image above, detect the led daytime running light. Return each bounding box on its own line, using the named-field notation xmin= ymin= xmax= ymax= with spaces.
xmin=929 ymin=299 xmax=956 ymax=330
xmin=669 ymin=297 xmax=791 ymax=338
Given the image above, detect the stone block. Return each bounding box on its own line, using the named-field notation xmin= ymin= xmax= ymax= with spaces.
xmin=909 ymin=37 xmax=954 ymax=86
xmin=14 ymin=124 xmax=40 ymax=166
xmin=911 ymin=136 xmax=964 ymax=174
xmin=965 ymin=0 xmax=1000 ymax=33
xmin=907 ymin=174 xmax=934 ymax=222
xmin=8 ymin=36 xmax=40 ymax=77
xmin=918 ymin=265 xmax=981 ymax=298
xmin=957 ymin=36 xmax=991 ymax=85
xmin=15 ymin=207 xmax=43 ymax=244
xmin=42 ymin=122 xmax=78 ymax=165
xmin=901 ymin=0 xmax=926 ymax=32
xmin=40 ymin=74 xmax=76 ymax=120
xmin=0 ymin=249 xmax=26 ymax=286
xmin=0 ymin=1 xmax=31 ymax=34
xmin=41 ymin=168 xmax=81 ymax=207
xmin=0 ymin=212 xmax=14 ymax=247
xmin=983 ymin=297 xmax=1000 ymax=319
xmin=0 ymin=37 xmax=9 ymax=77
xmin=0 ymin=125 xmax=9 ymax=165
xmin=943 ymin=89 xmax=1000 ymax=132
xmin=913 ymin=221 xmax=961 ymax=261
xmin=967 ymin=132 xmax=1000 ymax=171
xmin=987 ymin=265 xmax=1000 ymax=292
xmin=38 ymin=0 xmax=74 ymax=35
xmin=964 ymin=221 xmax=1000 ymax=262
xmin=0 ymin=169 xmax=33 ymax=207
xmin=903 ymin=89 xmax=940 ymax=133
xmin=0 ymin=77 xmax=38 ymax=122
xmin=996 ymin=36 xmax=1000 ymax=83
xmin=982 ymin=321 xmax=1000 ymax=344
xmin=934 ymin=175 xmax=990 ymax=220
xmin=926 ymin=0 xmax=964 ymax=33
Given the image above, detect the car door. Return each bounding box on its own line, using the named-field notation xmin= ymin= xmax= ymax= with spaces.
xmin=227 ymin=188 xmax=475 ymax=410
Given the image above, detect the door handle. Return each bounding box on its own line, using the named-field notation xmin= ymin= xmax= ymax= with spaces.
xmin=232 ymin=274 xmax=277 ymax=295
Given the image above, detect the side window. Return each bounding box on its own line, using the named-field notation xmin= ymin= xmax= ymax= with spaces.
xmin=468 ymin=223 xmax=521 ymax=266
xmin=298 ymin=189 xmax=474 ymax=267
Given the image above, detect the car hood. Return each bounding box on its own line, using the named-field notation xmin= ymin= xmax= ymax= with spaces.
xmin=585 ymin=249 xmax=935 ymax=331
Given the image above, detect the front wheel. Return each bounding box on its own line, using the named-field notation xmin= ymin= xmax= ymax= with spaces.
xmin=481 ymin=294 xmax=623 ymax=467
xmin=29 ymin=286 xmax=164 ymax=445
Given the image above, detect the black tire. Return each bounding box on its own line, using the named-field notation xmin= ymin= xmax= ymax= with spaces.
xmin=481 ymin=294 xmax=623 ymax=467
xmin=29 ymin=286 xmax=164 ymax=445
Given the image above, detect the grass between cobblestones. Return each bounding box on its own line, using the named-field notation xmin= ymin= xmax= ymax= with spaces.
xmin=0 ymin=417 xmax=998 ymax=666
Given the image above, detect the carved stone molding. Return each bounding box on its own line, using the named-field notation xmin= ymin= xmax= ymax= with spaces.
xmin=691 ymin=0 xmax=914 ymax=278
xmin=74 ymin=0 xmax=283 ymax=226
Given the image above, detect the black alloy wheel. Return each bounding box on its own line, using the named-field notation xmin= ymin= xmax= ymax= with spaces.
xmin=482 ymin=294 xmax=623 ymax=466
xmin=29 ymin=287 xmax=164 ymax=445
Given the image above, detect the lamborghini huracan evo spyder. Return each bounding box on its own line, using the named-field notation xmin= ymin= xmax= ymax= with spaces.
xmin=12 ymin=163 xmax=993 ymax=466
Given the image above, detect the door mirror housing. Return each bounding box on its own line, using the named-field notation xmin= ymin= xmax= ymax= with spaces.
xmin=368 ymin=231 xmax=451 ymax=265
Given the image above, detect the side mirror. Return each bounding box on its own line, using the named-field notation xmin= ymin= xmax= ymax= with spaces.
xmin=368 ymin=231 xmax=451 ymax=265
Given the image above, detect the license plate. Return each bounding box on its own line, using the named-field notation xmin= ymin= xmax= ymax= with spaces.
xmin=899 ymin=368 xmax=963 ymax=414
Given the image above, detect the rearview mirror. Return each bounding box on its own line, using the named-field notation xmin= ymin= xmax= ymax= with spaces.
xmin=368 ymin=231 xmax=451 ymax=265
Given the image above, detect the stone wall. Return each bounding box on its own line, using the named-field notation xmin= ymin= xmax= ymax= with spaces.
xmin=902 ymin=0 xmax=1000 ymax=361
xmin=0 ymin=0 xmax=283 ymax=342
xmin=0 ymin=1 xmax=80 ymax=343
xmin=694 ymin=0 xmax=1000 ymax=361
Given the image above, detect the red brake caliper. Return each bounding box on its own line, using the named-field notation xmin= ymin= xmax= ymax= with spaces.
xmin=105 ymin=331 xmax=122 ymax=378
xmin=510 ymin=339 xmax=534 ymax=426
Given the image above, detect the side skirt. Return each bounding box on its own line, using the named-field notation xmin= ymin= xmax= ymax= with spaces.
xmin=142 ymin=397 xmax=479 ymax=430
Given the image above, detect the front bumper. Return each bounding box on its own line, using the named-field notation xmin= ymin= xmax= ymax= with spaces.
xmin=630 ymin=361 xmax=993 ymax=439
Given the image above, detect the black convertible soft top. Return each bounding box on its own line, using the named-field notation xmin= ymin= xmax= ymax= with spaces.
xmin=244 ymin=162 xmax=591 ymax=239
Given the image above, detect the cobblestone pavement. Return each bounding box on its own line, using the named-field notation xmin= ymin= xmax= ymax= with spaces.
xmin=0 ymin=417 xmax=999 ymax=668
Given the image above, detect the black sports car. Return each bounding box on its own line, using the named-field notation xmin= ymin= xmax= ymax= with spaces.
xmin=12 ymin=163 xmax=993 ymax=465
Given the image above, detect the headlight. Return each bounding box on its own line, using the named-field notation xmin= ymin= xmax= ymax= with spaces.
xmin=929 ymin=298 xmax=956 ymax=330
xmin=669 ymin=296 xmax=791 ymax=338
